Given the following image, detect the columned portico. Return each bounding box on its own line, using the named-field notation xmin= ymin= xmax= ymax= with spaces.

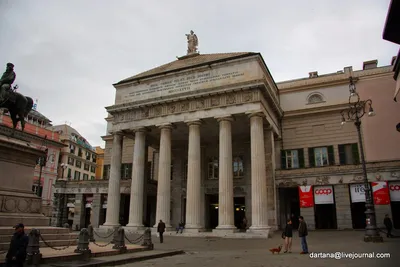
xmin=247 ymin=112 xmax=270 ymax=234
xmin=102 ymin=133 xmax=123 ymax=228
xmin=185 ymin=120 xmax=202 ymax=231
xmin=126 ymin=128 xmax=146 ymax=230
xmin=154 ymin=124 xmax=173 ymax=229
xmin=214 ymin=116 xmax=236 ymax=231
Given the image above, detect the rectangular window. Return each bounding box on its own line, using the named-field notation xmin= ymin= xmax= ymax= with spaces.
xmin=78 ymin=148 xmax=83 ymax=157
xmin=90 ymin=176 xmax=95 ymax=180
xmin=84 ymin=163 xmax=90 ymax=171
xmin=67 ymin=168 xmax=72 ymax=179
xmin=76 ymin=160 xmax=82 ymax=168
xmin=103 ymin=165 xmax=110 ymax=180
xmin=68 ymin=157 xmax=74 ymax=165
xmin=83 ymin=173 xmax=89 ymax=180
xmin=92 ymin=154 xmax=96 ymax=163
xmin=74 ymin=171 xmax=80 ymax=180
xmin=121 ymin=163 xmax=132 ymax=179
xmin=70 ymin=145 xmax=75 ymax=154
xmin=308 ymin=146 xmax=335 ymax=167
xmin=338 ymin=143 xmax=360 ymax=165
xmin=32 ymin=185 xmax=43 ymax=197
xmin=86 ymin=152 xmax=91 ymax=160
xmin=281 ymin=149 xmax=305 ymax=169
xmin=233 ymin=155 xmax=244 ymax=178
xmin=208 ymin=157 xmax=219 ymax=179
xmin=90 ymin=166 xmax=96 ymax=173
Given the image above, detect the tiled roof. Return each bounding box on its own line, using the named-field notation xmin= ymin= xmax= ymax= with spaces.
xmin=117 ymin=52 xmax=257 ymax=84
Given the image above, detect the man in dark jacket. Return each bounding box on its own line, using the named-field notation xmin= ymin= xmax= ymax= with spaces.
xmin=157 ymin=220 xmax=166 ymax=243
xmin=384 ymin=214 xmax=393 ymax=238
xmin=298 ymin=216 xmax=308 ymax=254
xmin=6 ymin=223 xmax=29 ymax=267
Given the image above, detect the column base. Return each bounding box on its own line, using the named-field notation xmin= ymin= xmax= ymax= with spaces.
xmin=247 ymin=226 xmax=271 ymax=237
xmin=124 ymin=225 xmax=145 ymax=233
xmin=213 ymin=225 xmax=237 ymax=235
xmin=183 ymin=227 xmax=204 ymax=233
xmin=100 ymin=223 xmax=120 ymax=230
xmin=364 ymin=235 xmax=383 ymax=243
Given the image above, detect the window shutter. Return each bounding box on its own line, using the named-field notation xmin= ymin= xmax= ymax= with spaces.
xmin=280 ymin=150 xmax=287 ymax=169
xmin=308 ymin=148 xmax=315 ymax=167
xmin=298 ymin=149 xmax=305 ymax=168
xmin=328 ymin=146 xmax=335 ymax=166
xmin=338 ymin=145 xmax=346 ymax=165
xmin=352 ymin=143 xmax=360 ymax=164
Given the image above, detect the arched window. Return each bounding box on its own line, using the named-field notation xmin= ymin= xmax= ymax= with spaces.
xmin=307 ymin=93 xmax=324 ymax=104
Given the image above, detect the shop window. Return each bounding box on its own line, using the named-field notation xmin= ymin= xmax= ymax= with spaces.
xmin=338 ymin=143 xmax=360 ymax=165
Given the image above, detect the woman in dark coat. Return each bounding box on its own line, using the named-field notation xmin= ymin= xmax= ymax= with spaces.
xmin=284 ymin=219 xmax=293 ymax=253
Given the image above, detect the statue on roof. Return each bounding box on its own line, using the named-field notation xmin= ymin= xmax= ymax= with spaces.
xmin=185 ymin=30 xmax=198 ymax=55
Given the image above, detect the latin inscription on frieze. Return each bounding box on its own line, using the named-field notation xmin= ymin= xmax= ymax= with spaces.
xmin=118 ymin=60 xmax=263 ymax=103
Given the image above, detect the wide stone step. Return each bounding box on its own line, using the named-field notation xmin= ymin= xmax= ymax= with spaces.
xmin=0 ymin=233 xmax=78 ymax=243
xmin=0 ymin=239 xmax=78 ymax=251
xmin=0 ymin=227 xmax=73 ymax=236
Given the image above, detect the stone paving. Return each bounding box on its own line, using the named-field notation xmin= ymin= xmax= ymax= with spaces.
xmin=119 ymin=231 xmax=399 ymax=267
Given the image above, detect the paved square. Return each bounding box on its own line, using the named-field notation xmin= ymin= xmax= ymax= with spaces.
xmin=121 ymin=231 xmax=399 ymax=267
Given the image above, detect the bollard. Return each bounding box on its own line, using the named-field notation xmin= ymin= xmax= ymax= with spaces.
xmin=74 ymin=228 xmax=91 ymax=260
xmin=27 ymin=229 xmax=42 ymax=266
xmin=141 ymin=228 xmax=154 ymax=250
xmin=112 ymin=227 xmax=127 ymax=251
xmin=87 ymin=224 xmax=95 ymax=242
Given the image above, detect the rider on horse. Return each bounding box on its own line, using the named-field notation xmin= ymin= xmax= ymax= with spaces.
xmin=0 ymin=63 xmax=16 ymax=103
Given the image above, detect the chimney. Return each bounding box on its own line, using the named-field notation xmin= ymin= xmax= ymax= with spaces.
xmin=309 ymin=71 xmax=318 ymax=78
xmin=363 ymin=60 xmax=378 ymax=70
xmin=391 ymin=56 xmax=397 ymax=65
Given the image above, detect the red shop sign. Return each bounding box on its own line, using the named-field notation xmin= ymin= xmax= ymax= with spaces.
xmin=372 ymin=182 xmax=390 ymax=205
xmin=299 ymin=185 xmax=314 ymax=208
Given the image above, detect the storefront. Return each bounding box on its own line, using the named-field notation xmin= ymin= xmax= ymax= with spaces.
xmin=313 ymin=185 xmax=337 ymax=229
xmin=349 ymin=183 xmax=367 ymax=229
xmin=389 ymin=181 xmax=400 ymax=229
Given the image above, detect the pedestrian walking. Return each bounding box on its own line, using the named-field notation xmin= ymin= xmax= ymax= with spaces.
xmin=157 ymin=219 xmax=166 ymax=243
xmin=298 ymin=216 xmax=309 ymax=254
xmin=5 ymin=223 xmax=29 ymax=267
xmin=283 ymin=219 xmax=293 ymax=253
xmin=384 ymin=214 xmax=393 ymax=238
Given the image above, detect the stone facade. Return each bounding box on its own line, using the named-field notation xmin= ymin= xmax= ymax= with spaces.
xmin=54 ymin=52 xmax=400 ymax=235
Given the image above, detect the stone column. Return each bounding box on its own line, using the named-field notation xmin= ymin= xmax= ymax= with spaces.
xmin=153 ymin=124 xmax=173 ymax=228
xmin=73 ymin=193 xmax=85 ymax=230
xmin=185 ymin=120 xmax=202 ymax=231
xmin=214 ymin=116 xmax=236 ymax=231
xmin=91 ymin=193 xmax=102 ymax=228
xmin=248 ymin=113 xmax=270 ymax=234
xmin=101 ymin=133 xmax=123 ymax=228
xmin=126 ymin=128 xmax=146 ymax=230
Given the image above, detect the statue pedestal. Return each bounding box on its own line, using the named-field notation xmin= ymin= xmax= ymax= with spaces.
xmin=0 ymin=134 xmax=49 ymax=226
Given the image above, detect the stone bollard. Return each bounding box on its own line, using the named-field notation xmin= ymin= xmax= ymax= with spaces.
xmin=26 ymin=229 xmax=42 ymax=266
xmin=74 ymin=228 xmax=91 ymax=260
xmin=87 ymin=224 xmax=95 ymax=242
xmin=141 ymin=228 xmax=154 ymax=250
xmin=112 ymin=227 xmax=127 ymax=251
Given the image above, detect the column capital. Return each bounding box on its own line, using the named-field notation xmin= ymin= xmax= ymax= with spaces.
xmin=109 ymin=130 xmax=124 ymax=136
xmin=246 ymin=111 xmax=264 ymax=119
xmin=185 ymin=119 xmax=202 ymax=126
xmin=156 ymin=123 xmax=174 ymax=130
xmin=133 ymin=127 xmax=148 ymax=133
xmin=215 ymin=115 xmax=234 ymax=122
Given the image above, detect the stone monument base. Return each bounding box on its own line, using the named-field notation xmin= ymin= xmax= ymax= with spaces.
xmin=0 ymin=133 xmax=50 ymax=227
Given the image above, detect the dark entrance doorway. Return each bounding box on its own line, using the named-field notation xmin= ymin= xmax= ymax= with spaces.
xmin=278 ymin=188 xmax=300 ymax=229
xmin=314 ymin=204 xmax=337 ymax=229
xmin=234 ymin=197 xmax=245 ymax=229
xmin=119 ymin=194 xmax=130 ymax=226
xmin=206 ymin=194 xmax=218 ymax=229
xmin=351 ymin=202 xmax=366 ymax=229
xmin=84 ymin=207 xmax=91 ymax=228
xmin=390 ymin=201 xmax=400 ymax=229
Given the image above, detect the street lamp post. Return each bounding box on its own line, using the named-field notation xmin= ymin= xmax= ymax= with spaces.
xmin=340 ymin=77 xmax=383 ymax=243
xmin=60 ymin=163 xmax=68 ymax=179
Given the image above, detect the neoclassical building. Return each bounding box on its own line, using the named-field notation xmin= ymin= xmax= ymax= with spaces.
xmin=54 ymin=41 xmax=400 ymax=236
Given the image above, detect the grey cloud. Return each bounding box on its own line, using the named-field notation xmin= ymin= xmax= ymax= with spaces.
xmin=0 ymin=0 xmax=398 ymax=146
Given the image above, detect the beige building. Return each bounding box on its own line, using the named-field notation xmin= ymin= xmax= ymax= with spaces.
xmin=54 ymin=45 xmax=400 ymax=235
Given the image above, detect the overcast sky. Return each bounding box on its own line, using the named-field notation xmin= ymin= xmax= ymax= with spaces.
xmin=0 ymin=0 xmax=398 ymax=147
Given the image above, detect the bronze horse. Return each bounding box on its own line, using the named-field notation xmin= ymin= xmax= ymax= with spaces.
xmin=0 ymin=89 xmax=33 ymax=132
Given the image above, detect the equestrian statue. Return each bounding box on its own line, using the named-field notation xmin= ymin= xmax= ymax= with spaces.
xmin=0 ymin=63 xmax=33 ymax=132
